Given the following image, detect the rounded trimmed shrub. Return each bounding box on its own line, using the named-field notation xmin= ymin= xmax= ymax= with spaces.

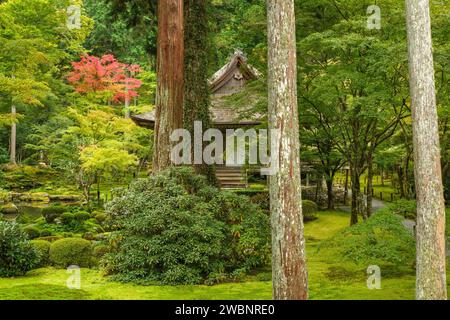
xmin=103 ymin=167 xmax=270 ymax=285
xmin=1 ymin=203 xmax=18 ymax=215
xmin=42 ymin=204 xmax=66 ymax=223
xmin=30 ymin=239 xmax=51 ymax=267
xmin=60 ymin=212 xmax=75 ymax=225
xmin=0 ymin=221 xmax=38 ymax=276
xmin=82 ymin=232 xmax=95 ymax=240
xmin=39 ymin=229 xmax=52 ymax=237
xmin=22 ymin=226 xmax=41 ymax=239
xmin=73 ymin=211 xmax=91 ymax=222
xmin=92 ymin=244 xmax=109 ymax=266
xmin=93 ymin=211 xmax=107 ymax=223
xmin=49 ymin=238 xmax=92 ymax=268
xmin=320 ymin=210 xmax=415 ymax=266
xmin=302 ymin=200 xmax=318 ymax=222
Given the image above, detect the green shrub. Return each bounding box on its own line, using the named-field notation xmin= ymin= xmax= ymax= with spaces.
xmin=93 ymin=211 xmax=107 ymax=223
xmin=60 ymin=212 xmax=75 ymax=225
xmin=320 ymin=210 xmax=415 ymax=266
xmin=82 ymin=232 xmax=95 ymax=240
xmin=302 ymin=200 xmax=318 ymax=222
xmin=92 ymin=244 xmax=109 ymax=265
xmin=249 ymin=195 xmax=318 ymax=222
xmin=30 ymin=240 xmax=51 ymax=267
xmin=103 ymin=167 xmax=270 ymax=285
xmin=387 ymin=199 xmax=417 ymax=220
xmin=36 ymin=235 xmax=63 ymax=242
xmin=22 ymin=226 xmax=41 ymax=239
xmin=49 ymin=238 xmax=92 ymax=268
xmin=73 ymin=211 xmax=91 ymax=222
xmin=0 ymin=221 xmax=38 ymax=276
xmin=1 ymin=203 xmax=18 ymax=215
xmin=39 ymin=229 xmax=52 ymax=237
xmin=0 ymin=146 xmax=9 ymax=164
xmin=42 ymin=204 xmax=66 ymax=223
xmin=250 ymin=192 xmax=270 ymax=211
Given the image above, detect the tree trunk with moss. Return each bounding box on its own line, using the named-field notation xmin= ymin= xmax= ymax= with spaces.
xmin=10 ymin=104 xmax=16 ymax=165
xmin=184 ymin=0 xmax=216 ymax=183
xmin=267 ymin=0 xmax=308 ymax=300
xmin=366 ymin=153 xmax=374 ymax=217
xmin=152 ymin=0 xmax=184 ymax=173
xmin=405 ymin=0 xmax=447 ymax=300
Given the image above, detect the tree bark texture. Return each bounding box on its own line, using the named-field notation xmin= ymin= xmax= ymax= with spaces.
xmin=184 ymin=0 xmax=216 ymax=184
xmin=405 ymin=0 xmax=447 ymax=300
xmin=10 ymin=105 xmax=16 ymax=165
xmin=153 ymin=0 xmax=184 ymax=173
xmin=366 ymin=154 xmax=373 ymax=217
xmin=267 ymin=0 xmax=308 ymax=300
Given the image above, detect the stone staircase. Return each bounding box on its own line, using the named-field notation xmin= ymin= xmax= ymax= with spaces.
xmin=215 ymin=166 xmax=247 ymax=189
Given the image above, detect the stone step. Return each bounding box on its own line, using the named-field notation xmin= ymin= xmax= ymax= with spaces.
xmin=215 ymin=166 xmax=247 ymax=189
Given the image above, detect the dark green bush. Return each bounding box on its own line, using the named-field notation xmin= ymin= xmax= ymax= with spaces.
xmin=320 ymin=210 xmax=415 ymax=266
xmin=103 ymin=167 xmax=270 ymax=285
xmin=60 ymin=212 xmax=75 ymax=225
xmin=22 ymin=225 xmax=41 ymax=239
xmin=42 ymin=204 xmax=66 ymax=223
xmin=93 ymin=211 xmax=107 ymax=223
xmin=0 ymin=221 xmax=38 ymax=276
xmin=36 ymin=235 xmax=63 ymax=242
xmin=39 ymin=229 xmax=52 ymax=237
xmin=250 ymin=192 xmax=270 ymax=211
xmin=387 ymin=199 xmax=417 ymax=220
xmin=73 ymin=211 xmax=91 ymax=222
xmin=49 ymin=238 xmax=92 ymax=268
xmin=30 ymin=239 xmax=51 ymax=267
xmin=1 ymin=165 xmax=54 ymax=190
xmin=302 ymin=200 xmax=318 ymax=222
xmin=92 ymin=244 xmax=109 ymax=265
xmin=82 ymin=232 xmax=95 ymax=240
xmin=0 ymin=146 xmax=9 ymax=164
xmin=250 ymin=194 xmax=317 ymax=222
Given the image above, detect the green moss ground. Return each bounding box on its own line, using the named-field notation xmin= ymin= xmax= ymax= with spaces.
xmin=0 ymin=210 xmax=448 ymax=300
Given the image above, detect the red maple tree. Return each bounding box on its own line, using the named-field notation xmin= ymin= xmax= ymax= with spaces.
xmin=67 ymin=54 xmax=142 ymax=103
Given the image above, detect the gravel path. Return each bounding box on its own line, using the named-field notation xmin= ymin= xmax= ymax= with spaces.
xmin=338 ymin=192 xmax=416 ymax=235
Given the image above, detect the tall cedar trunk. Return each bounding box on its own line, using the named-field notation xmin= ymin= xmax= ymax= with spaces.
xmin=152 ymin=0 xmax=184 ymax=173
xmin=366 ymin=154 xmax=373 ymax=217
xmin=405 ymin=0 xmax=447 ymax=300
xmin=184 ymin=0 xmax=216 ymax=184
xmin=10 ymin=105 xmax=16 ymax=165
xmin=267 ymin=0 xmax=308 ymax=300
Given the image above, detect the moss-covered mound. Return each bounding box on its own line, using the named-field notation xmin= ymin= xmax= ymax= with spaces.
xmin=319 ymin=210 xmax=415 ymax=267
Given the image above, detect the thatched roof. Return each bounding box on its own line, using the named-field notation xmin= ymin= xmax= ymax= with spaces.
xmin=132 ymin=50 xmax=263 ymax=129
xmin=209 ymin=49 xmax=262 ymax=94
xmin=131 ymin=106 xmax=261 ymax=129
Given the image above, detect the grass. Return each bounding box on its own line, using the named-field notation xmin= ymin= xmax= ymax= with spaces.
xmin=1 ymin=210 xmax=449 ymax=300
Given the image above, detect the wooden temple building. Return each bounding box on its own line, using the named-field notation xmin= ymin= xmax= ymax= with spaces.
xmin=132 ymin=50 xmax=265 ymax=188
